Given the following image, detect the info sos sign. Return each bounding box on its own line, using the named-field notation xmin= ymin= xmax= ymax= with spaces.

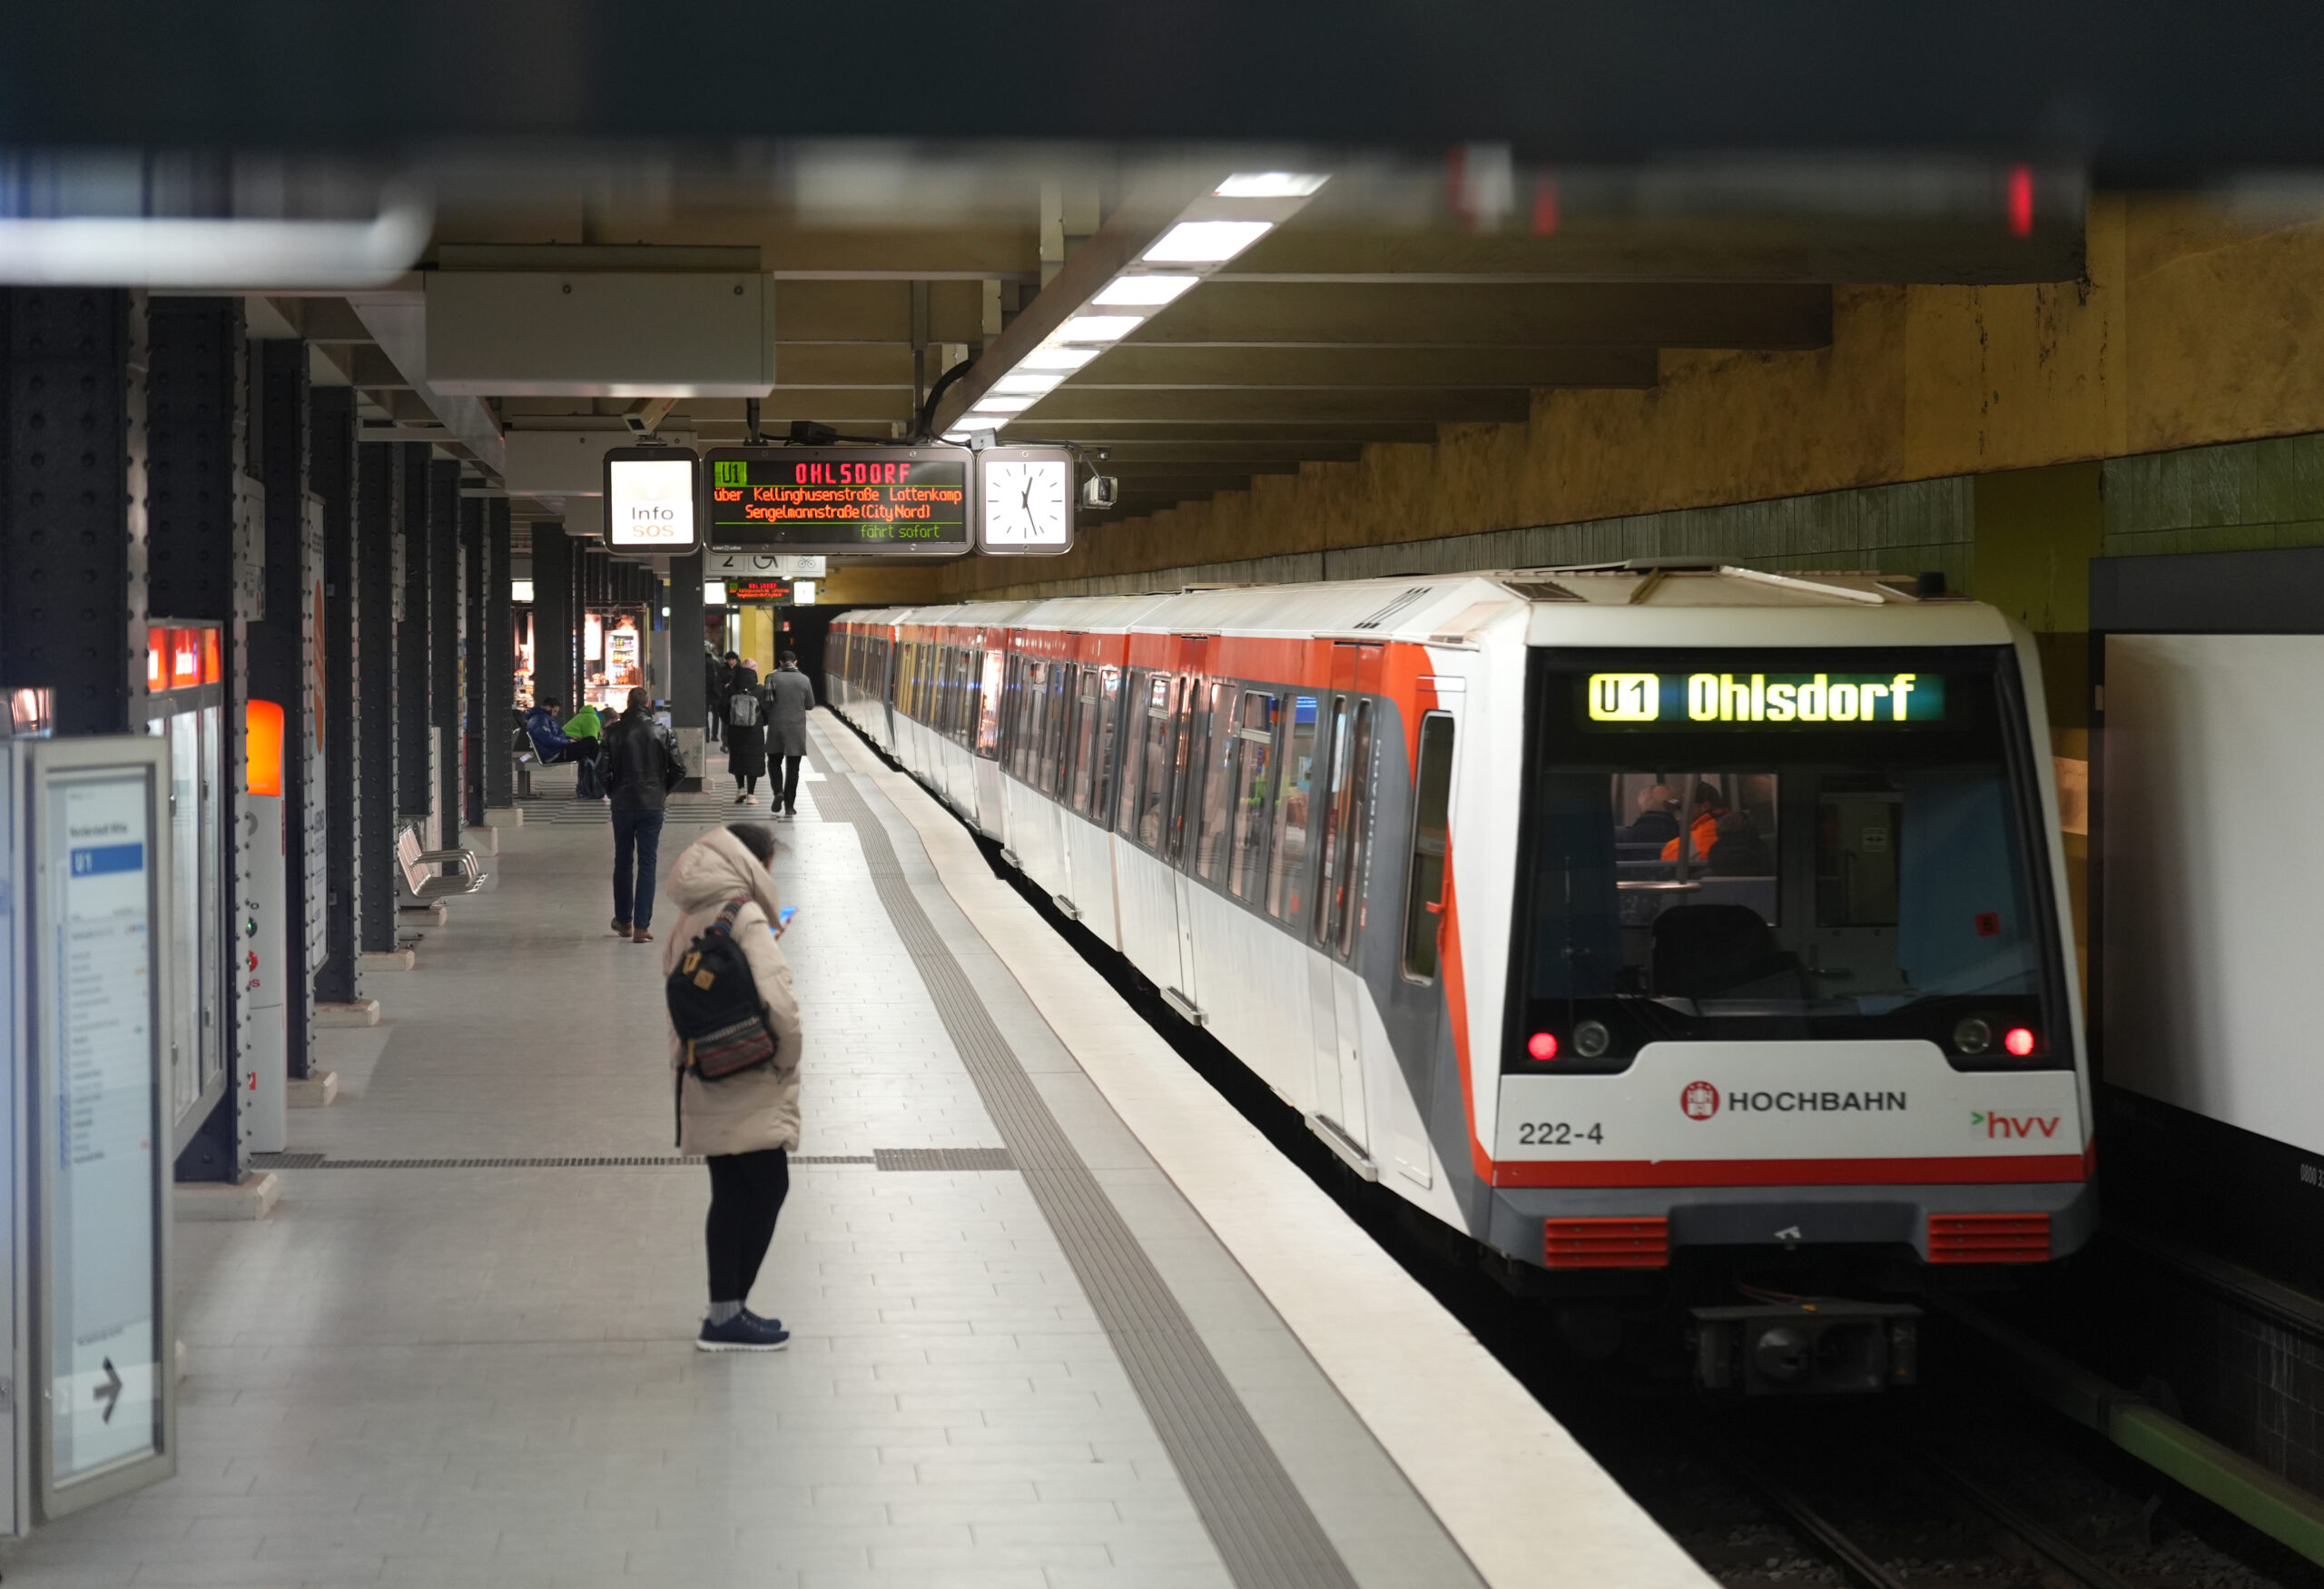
xmin=602 ymin=446 xmax=701 ymax=553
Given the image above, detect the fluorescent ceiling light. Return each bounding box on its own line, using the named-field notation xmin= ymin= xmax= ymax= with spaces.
xmin=969 ymin=395 xmax=1038 ymax=414
xmin=1092 ymin=274 xmax=1200 ymax=307
xmin=992 ymin=370 xmax=1066 ymax=395
xmin=1144 ymin=220 xmax=1274 ymax=262
xmin=0 ymin=199 xmax=432 ymax=288
xmin=1051 ymin=313 xmax=1146 ymax=342
xmin=1216 ymin=172 xmax=1330 ymax=198
xmin=1019 ymin=345 xmax=1102 ymax=370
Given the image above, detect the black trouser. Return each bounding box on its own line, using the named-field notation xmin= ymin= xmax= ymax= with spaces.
xmin=779 ymin=755 xmax=803 ymax=811
xmin=704 ymin=1148 xmax=788 ymax=1304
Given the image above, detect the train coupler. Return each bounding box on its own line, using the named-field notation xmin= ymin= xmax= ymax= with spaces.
xmin=1690 ymin=1299 xmax=1919 ymax=1394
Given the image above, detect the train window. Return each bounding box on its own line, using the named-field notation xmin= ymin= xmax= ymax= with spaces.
xmin=1174 ymin=679 xmax=1218 ymax=871
xmin=1043 ymin=662 xmax=1075 ymax=795
xmin=1226 ymin=693 xmax=1278 ymax=902
xmin=1266 ymin=695 xmax=1322 ymax=922
xmin=1135 ymin=675 xmax=1178 ymax=852
xmin=1330 ymin=700 xmax=1376 ymax=955
xmin=976 ymin=649 xmax=1004 ymax=759
xmin=1513 ymin=650 xmax=2060 ymax=1071
xmin=1401 ymin=713 xmax=1456 ymax=982
xmin=1117 ymin=670 xmax=1148 ymax=835
xmin=1092 ymin=667 xmax=1123 ymax=830
xmin=1068 ymin=667 xmax=1102 ymax=815
xmin=1194 ymin=683 xmax=1240 ymax=882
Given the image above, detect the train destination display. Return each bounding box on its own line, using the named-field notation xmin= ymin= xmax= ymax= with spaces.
xmin=704 ymin=446 xmax=972 ymax=557
xmin=1582 ymin=670 xmax=1948 ymax=726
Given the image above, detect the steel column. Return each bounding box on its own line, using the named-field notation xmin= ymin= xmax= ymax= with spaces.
xmin=461 ymin=493 xmax=487 ymax=826
xmin=355 ymin=440 xmax=399 ymax=956
xmin=310 ymin=386 xmax=360 ymax=1004
xmin=668 ymin=548 xmax=704 ymax=790
xmin=0 ymin=289 xmax=149 ymax=735
xmin=530 ymin=518 xmax=570 ymax=711
xmin=253 ymin=340 xmax=321 ymax=1076
xmin=428 ymin=460 xmax=461 ymax=838
xmin=483 ymin=500 xmax=514 ymax=808
xmin=396 ymin=445 xmax=431 ymax=827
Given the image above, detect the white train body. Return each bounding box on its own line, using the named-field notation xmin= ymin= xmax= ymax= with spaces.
xmin=830 ymin=568 xmax=2093 ymax=1278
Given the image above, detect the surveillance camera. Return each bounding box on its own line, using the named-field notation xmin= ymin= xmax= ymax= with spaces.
xmin=1079 ymin=474 xmax=1119 ymax=509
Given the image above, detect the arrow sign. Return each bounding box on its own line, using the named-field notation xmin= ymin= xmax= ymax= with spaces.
xmin=94 ymin=1358 xmax=121 ymax=1424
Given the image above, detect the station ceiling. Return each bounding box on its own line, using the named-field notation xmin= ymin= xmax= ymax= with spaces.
xmin=227 ymin=148 xmax=2091 ymax=550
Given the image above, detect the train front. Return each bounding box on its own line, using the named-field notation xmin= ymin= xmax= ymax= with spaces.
xmin=1478 ymin=585 xmax=2090 ymax=1391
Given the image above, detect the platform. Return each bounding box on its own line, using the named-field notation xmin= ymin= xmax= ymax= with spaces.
xmin=2 ymin=713 xmax=1700 ymax=1589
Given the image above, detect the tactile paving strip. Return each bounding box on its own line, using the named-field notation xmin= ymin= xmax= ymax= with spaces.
xmin=872 ymin=1147 xmax=1016 ymax=1172
xmin=248 ymin=1153 xmax=876 ymax=1170
xmin=804 ymin=741 xmax=1361 ymax=1589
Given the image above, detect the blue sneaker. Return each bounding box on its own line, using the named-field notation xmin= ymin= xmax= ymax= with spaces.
xmin=697 ymin=1312 xmax=790 ymax=1352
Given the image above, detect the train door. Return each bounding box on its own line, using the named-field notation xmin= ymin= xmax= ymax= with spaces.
xmin=1164 ymin=637 xmax=1209 ymax=1015
xmin=1308 ymin=643 xmax=1382 ymax=1166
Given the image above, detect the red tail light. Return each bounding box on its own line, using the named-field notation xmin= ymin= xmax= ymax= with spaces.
xmin=1927 ymin=1212 xmax=2049 ymax=1263
xmin=1526 ymin=1031 xmax=1559 ymax=1061
xmin=2003 ymin=1026 xmax=2036 ymax=1058
xmin=1544 ymin=1217 xmax=1668 ymax=1268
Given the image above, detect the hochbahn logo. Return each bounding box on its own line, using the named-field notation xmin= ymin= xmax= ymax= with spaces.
xmin=1682 ymin=1082 xmax=1908 ymax=1118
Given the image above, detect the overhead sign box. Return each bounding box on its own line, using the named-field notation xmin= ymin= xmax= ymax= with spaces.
xmin=602 ymin=447 xmax=701 ymax=554
xmin=976 ymin=445 xmax=1076 ymax=556
xmin=704 ymin=446 xmax=971 ymax=558
xmin=708 ymin=551 xmax=825 ymax=578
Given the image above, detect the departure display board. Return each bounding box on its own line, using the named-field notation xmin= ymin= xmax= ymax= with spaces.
xmin=704 ymin=446 xmax=972 ymax=557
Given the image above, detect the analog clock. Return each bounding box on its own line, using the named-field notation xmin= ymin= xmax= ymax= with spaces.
xmin=978 ymin=452 xmax=1072 ymax=552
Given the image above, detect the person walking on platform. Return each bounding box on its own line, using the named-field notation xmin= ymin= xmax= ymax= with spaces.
xmin=564 ymin=700 xmax=606 ymax=799
xmin=663 ymin=822 xmax=803 ymax=1351
xmin=602 ymin=686 xmax=686 ymax=943
xmin=724 ymin=655 xmax=768 ymax=804
xmin=705 ymin=647 xmax=729 ymax=746
xmin=766 ymin=649 xmax=814 ymax=819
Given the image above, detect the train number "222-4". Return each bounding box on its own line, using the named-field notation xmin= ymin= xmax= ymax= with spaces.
xmin=1516 ymin=1121 xmax=1604 ymax=1146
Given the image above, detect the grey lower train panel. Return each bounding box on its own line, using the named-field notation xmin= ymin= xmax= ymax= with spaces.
xmin=1483 ymin=1176 xmax=2096 ymax=1266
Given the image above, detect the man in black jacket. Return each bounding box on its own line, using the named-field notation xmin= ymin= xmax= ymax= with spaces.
xmin=600 ymin=686 xmax=687 ymax=943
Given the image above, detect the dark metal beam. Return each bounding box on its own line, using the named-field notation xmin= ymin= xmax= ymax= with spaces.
xmin=1078 ymin=440 xmax=1366 ymax=464
xmin=1025 ymin=388 xmax=1531 ymax=423
xmin=1129 ymin=281 xmax=1832 ymax=349
xmin=1076 ymin=344 xmax=1658 ymax=389
xmin=1011 ymin=420 xmax=1439 ymax=445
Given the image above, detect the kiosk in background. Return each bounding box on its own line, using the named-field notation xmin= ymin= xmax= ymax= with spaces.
xmin=0 ymin=716 xmax=178 ymax=1530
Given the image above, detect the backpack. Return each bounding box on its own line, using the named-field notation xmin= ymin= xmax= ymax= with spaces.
xmin=726 ymin=688 xmax=762 ymax=728
xmin=665 ymin=898 xmax=779 ymax=1140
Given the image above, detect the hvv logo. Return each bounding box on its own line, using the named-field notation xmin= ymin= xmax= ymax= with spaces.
xmin=1972 ymin=1110 xmax=2061 ymax=1140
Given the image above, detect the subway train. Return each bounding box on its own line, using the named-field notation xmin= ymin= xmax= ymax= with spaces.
xmin=827 ymin=567 xmax=2093 ymax=1390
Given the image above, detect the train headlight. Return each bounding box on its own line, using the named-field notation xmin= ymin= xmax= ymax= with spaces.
xmin=1526 ymin=1031 xmax=1560 ymax=1061
xmin=1953 ymin=1017 xmax=1993 ymax=1056
xmin=1573 ymin=1020 xmax=1611 ymax=1060
xmin=2003 ymin=1026 xmax=2037 ymax=1059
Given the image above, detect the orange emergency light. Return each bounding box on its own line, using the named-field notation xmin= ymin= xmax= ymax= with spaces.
xmin=246 ymin=699 xmax=284 ymax=797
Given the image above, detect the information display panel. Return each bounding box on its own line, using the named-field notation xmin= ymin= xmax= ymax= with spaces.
xmin=704 ymin=446 xmax=972 ymax=557
xmin=602 ymin=447 xmax=701 ymax=554
xmin=25 ymin=740 xmax=173 ymax=1520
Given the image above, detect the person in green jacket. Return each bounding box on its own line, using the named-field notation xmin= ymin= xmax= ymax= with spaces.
xmin=564 ymin=703 xmax=606 ymax=799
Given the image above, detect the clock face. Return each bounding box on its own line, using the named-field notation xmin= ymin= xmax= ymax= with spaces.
xmin=980 ymin=459 xmax=1070 ymax=548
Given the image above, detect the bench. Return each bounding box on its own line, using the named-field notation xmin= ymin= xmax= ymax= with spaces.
xmin=396 ymin=823 xmax=484 ymax=903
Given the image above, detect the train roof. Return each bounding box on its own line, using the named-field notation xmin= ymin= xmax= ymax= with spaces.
xmin=833 ymin=565 xmax=1999 ymax=646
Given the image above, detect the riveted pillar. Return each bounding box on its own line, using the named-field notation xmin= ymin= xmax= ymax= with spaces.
xmin=483 ymin=499 xmax=514 ymax=811
xmin=461 ymin=492 xmax=488 ymax=827
xmin=531 ymin=518 xmax=570 ymax=711
xmin=396 ymin=445 xmax=432 ymax=834
xmin=669 ymin=548 xmax=705 ymax=789
xmin=310 ymin=387 xmax=360 ymax=1004
xmin=0 ymin=288 xmax=149 ymax=735
xmin=431 ymin=461 xmax=461 ymax=837
xmin=147 ymin=295 xmax=252 ymax=1183
xmin=253 ymin=340 xmax=322 ymax=1076
xmin=355 ymin=439 xmax=399 ymax=957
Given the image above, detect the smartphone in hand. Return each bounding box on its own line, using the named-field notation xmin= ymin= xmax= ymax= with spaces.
xmin=775 ymin=906 xmax=798 ymax=936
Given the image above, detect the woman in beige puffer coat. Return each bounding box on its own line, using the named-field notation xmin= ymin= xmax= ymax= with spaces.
xmin=661 ymin=823 xmax=805 ymax=1351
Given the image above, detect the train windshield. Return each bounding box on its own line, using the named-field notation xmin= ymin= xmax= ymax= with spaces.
xmin=1512 ymin=646 xmax=2067 ymax=1070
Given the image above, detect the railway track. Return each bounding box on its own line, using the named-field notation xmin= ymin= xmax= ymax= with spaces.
xmin=1731 ymin=1433 xmax=2140 ymax=1589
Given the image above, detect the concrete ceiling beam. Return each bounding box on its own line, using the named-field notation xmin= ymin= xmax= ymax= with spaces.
xmin=1225 ymin=221 xmax=2083 ymax=286
xmin=1074 ymin=440 xmax=1366 ymax=464
xmin=1008 ymin=421 xmax=1439 ymax=445
xmin=1073 ymin=344 xmax=1658 ymax=389
xmin=1128 ymin=281 xmax=1832 ymax=349
xmin=1023 ymin=387 xmax=1531 ymax=423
